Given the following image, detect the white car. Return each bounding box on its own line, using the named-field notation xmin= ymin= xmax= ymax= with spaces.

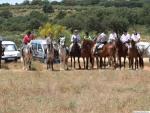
xmin=2 ymin=41 xmax=21 ymax=62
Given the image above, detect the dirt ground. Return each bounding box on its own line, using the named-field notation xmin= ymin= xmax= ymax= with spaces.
xmin=0 ymin=58 xmax=150 ymax=113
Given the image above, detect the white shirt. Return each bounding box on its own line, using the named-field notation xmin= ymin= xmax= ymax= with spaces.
xmin=109 ymin=33 xmax=117 ymax=41
xmin=120 ymin=33 xmax=131 ymax=43
xmin=97 ymin=33 xmax=107 ymax=43
xmin=71 ymin=34 xmax=80 ymax=43
xmin=131 ymin=33 xmax=140 ymax=42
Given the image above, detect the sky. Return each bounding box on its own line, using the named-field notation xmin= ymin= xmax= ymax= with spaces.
xmin=0 ymin=0 xmax=62 ymax=5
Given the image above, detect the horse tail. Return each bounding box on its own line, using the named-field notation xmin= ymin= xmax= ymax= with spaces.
xmin=139 ymin=55 xmax=144 ymax=69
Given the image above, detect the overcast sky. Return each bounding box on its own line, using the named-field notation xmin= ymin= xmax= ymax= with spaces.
xmin=0 ymin=0 xmax=62 ymax=5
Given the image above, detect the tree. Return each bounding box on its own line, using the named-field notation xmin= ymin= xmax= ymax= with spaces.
xmin=42 ymin=4 xmax=54 ymax=13
xmin=108 ymin=16 xmax=129 ymax=36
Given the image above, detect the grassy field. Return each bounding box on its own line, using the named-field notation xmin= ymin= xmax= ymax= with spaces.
xmin=0 ymin=61 xmax=150 ymax=113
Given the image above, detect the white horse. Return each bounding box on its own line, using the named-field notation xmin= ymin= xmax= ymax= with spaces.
xmin=59 ymin=37 xmax=69 ymax=70
xmin=136 ymin=41 xmax=150 ymax=62
xmin=22 ymin=43 xmax=33 ymax=70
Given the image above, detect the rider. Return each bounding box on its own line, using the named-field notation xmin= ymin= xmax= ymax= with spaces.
xmin=70 ymin=29 xmax=81 ymax=51
xmin=46 ymin=32 xmax=53 ymax=46
xmin=120 ymin=31 xmax=131 ymax=47
xmin=93 ymin=32 xmax=107 ymax=54
xmin=84 ymin=32 xmax=92 ymax=40
xmin=23 ymin=31 xmax=32 ymax=45
xmin=131 ymin=32 xmax=141 ymax=43
xmin=108 ymin=31 xmax=117 ymax=43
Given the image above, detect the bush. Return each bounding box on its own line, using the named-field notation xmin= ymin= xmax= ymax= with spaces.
xmin=0 ymin=10 xmax=13 ymax=19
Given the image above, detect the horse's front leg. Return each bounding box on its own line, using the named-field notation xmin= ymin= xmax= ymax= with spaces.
xmin=124 ymin=56 xmax=126 ymax=68
xmin=104 ymin=57 xmax=106 ymax=69
xmin=78 ymin=57 xmax=81 ymax=69
xmin=96 ymin=57 xmax=99 ymax=69
xmin=83 ymin=57 xmax=85 ymax=69
xmin=86 ymin=57 xmax=89 ymax=70
xmin=71 ymin=56 xmax=72 ymax=68
xmin=0 ymin=57 xmax=1 ymax=69
xmin=74 ymin=57 xmax=76 ymax=69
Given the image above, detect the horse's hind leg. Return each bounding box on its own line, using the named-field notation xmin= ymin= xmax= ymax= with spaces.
xmin=74 ymin=57 xmax=76 ymax=69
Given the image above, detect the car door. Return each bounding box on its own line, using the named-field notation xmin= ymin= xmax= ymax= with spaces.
xmin=32 ymin=43 xmax=38 ymax=57
xmin=37 ymin=43 xmax=44 ymax=59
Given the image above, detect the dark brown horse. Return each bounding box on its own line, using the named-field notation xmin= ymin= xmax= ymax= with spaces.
xmin=96 ymin=41 xmax=117 ymax=69
xmin=115 ymin=38 xmax=128 ymax=69
xmin=70 ymin=41 xmax=81 ymax=69
xmin=128 ymin=40 xmax=144 ymax=70
xmin=0 ymin=40 xmax=5 ymax=69
xmin=46 ymin=42 xmax=54 ymax=71
xmin=81 ymin=39 xmax=94 ymax=69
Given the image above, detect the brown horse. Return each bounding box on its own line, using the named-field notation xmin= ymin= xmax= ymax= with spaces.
xmin=128 ymin=40 xmax=144 ymax=70
xmin=0 ymin=40 xmax=5 ymax=69
xmin=96 ymin=41 xmax=117 ymax=69
xmin=70 ymin=41 xmax=81 ymax=69
xmin=46 ymin=42 xmax=54 ymax=71
xmin=115 ymin=38 xmax=128 ymax=69
xmin=81 ymin=39 xmax=94 ymax=69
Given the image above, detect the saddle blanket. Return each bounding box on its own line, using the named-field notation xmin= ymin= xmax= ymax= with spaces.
xmin=97 ymin=44 xmax=104 ymax=49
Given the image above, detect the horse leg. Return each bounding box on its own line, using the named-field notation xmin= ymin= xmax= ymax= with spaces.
xmin=78 ymin=57 xmax=81 ymax=69
xmin=104 ymin=57 xmax=106 ymax=69
xmin=74 ymin=57 xmax=76 ymax=69
xmin=86 ymin=57 xmax=88 ymax=70
xmin=83 ymin=57 xmax=85 ymax=69
xmin=131 ymin=58 xmax=134 ymax=70
xmin=124 ymin=56 xmax=126 ymax=68
xmin=51 ymin=60 xmax=54 ymax=71
xmin=90 ymin=56 xmax=94 ymax=69
xmin=71 ymin=56 xmax=72 ymax=68
xmin=96 ymin=57 xmax=99 ymax=69
xmin=0 ymin=56 xmax=1 ymax=69
xmin=100 ymin=57 xmax=103 ymax=69
xmin=119 ymin=57 xmax=121 ymax=69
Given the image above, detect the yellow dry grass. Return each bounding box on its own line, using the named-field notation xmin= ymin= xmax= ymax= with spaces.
xmin=0 ymin=61 xmax=150 ymax=113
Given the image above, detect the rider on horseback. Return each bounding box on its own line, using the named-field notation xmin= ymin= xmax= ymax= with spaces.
xmin=131 ymin=32 xmax=141 ymax=43
xmin=93 ymin=32 xmax=107 ymax=54
xmin=83 ymin=32 xmax=92 ymax=40
xmin=108 ymin=31 xmax=117 ymax=43
xmin=69 ymin=30 xmax=81 ymax=51
xmin=120 ymin=31 xmax=131 ymax=47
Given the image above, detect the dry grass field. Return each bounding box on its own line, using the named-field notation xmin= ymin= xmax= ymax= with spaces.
xmin=0 ymin=60 xmax=150 ymax=113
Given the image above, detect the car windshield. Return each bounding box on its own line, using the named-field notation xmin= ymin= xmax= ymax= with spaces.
xmin=4 ymin=44 xmax=17 ymax=51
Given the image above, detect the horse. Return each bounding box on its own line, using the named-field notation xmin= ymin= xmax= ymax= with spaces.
xmin=22 ymin=43 xmax=33 ymax=70
xmin=96 ymin=41 xmax=117 ymax=69
xmin=136 ymin=41 xmax=150 ymax=62
xmin=0 ymin=40 xmax=5 ymax=69
xmin=70 ymin=41 xmax=81 ymax=69
xmin=115 ymin=38 xmax=128 ymax=69
xmin=59 ymin=37 xmax=69 ymax=70
xmin=46 ymin=42 xmax=55 ymax=70
xmin=128 ymin=40 xmax=144 ymax=70
xmin=81 ymin=39 xmax=94 ymax=69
